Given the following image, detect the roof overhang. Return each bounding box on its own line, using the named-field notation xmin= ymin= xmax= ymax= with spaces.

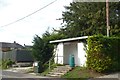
xmin=50 ymin=36 xmax=88 ymax=43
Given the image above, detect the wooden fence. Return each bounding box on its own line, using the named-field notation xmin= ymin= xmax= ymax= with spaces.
xmin=1 ymin=50 xmax=34 ymax=62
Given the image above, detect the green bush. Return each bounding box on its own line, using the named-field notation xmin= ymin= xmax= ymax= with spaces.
xmin=2 ymin=59 xmax=14 ymax=69
xmin=86 ymin=35 xmax=120 ymax=72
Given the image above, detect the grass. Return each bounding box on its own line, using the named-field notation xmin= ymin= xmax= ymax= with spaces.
xmin=40 ymin=64 xmax=106 ymax=78
xmin=0 ymin=59 xmax=15 ymax=69
xmin=61 ymin=66 xmax=105 ymax=78
xmin=35 ymin=64 xmax=115 ymax=78
xmin=40 ymin=63 xmax=57 ymax=76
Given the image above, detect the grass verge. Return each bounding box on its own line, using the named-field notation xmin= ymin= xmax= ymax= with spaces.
xmin=61 ymin=66 xmax=105 ymax=78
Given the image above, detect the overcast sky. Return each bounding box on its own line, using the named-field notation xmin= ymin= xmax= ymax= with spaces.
xmin=0 ymin=0 xmax=72 ymax=45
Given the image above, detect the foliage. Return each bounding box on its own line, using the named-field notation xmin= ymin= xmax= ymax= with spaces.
xmin=32 ymin=31 xmax=65 ymax=72
xmin=32 ymin=35 xmax=53 ymax=65
xmin=32 ymin=2 xmax=120 ymax=73
xmin=86 ymin=35 xmax=120 ymax=72
xmin=56 ymin=2 xmax=120 ymax=38
xmin=42 ymin=31 xmax=66 ymax=41
xmin=2 ymin=59 xmax=14 ymax=69
xmin=40 ymin=63 xmax=57 ymax=76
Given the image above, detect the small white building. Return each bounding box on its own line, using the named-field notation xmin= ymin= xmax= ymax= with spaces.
xmin=50 ymin=36 xmax=88 ymax=66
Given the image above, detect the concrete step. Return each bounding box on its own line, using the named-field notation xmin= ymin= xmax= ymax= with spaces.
xmin=46 ymin=74 xmax=61 ymax=77
xmin=57 ymin=66 xmax=71 ymax=69
xmin=49 ymin=74 xmax=61 ymax=77
xmin=52 ymin=68 xmax=71 ymax=72
xmin=49 ymin=72 xmax=65 ymax=75
xmin=46 ymin=65 xmax=72 ymax=77
xmin=61 ymin=70 xmax=68 ymax=73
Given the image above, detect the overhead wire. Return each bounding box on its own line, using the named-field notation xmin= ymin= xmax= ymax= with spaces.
xmin=0 ymin=0 xmax=57 ymax=28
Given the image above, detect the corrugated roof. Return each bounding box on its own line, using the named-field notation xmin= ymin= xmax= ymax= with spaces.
xmin=50 ymin=36 xmax=88 ymax=43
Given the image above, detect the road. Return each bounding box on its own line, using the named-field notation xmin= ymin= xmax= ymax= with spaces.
xmin=0 ymin=70 xmax=49 ymax=79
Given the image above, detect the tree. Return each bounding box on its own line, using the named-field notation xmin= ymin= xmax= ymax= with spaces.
xmin=57 ymin=2 xmax=120 ymax=38
xmin=32 ymin=35 xmax=53 ymax=64
xmin=32 ymin=31 xmax=65 ymax=67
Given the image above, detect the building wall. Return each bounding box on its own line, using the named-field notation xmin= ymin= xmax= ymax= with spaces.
xmin=54 ymin=41 xmax=87 ymax=66
xmin=78 ymin=42 xmax=87 ymax=66
xmin=2 ymin=47 xmax=11 ymax=52
xmin=64 ymin=42 xmax=78 ymax=65
xmin=54 ymin=43 xmax=64 ymax=64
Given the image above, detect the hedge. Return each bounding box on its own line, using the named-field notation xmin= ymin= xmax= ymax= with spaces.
xmin=86 ymin=35 xmax=120 ymax=72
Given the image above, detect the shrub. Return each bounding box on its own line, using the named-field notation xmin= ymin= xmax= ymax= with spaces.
xmin=2 ymin=59 xmax=14 ymax=69
xmin=86 ymin=35 xmax=120 ymax=72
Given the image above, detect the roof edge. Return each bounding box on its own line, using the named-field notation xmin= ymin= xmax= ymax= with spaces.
xmin=50 ymin=36 xmax=88 ymax=43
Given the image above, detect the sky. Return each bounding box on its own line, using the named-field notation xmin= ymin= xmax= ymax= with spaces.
xmin=0 ymin=0 xmax=72 ymax=46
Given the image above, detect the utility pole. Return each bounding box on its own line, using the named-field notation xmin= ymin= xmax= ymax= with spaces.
xmin=106 ymin=0 xmax=110 ymax=37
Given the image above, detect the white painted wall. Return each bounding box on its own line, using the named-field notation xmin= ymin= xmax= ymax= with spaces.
xmin=54 ymin=41 xmax=87 ymax=66
xmin=54 ymin=43 xmax=64 ymax=64
xmin=77 ymin=42 xmax=87 ymax=66
xmin=64 ymin=42 xmax=78 ymax=65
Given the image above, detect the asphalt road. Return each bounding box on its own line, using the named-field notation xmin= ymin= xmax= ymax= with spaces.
xmin=0 ymin=70 xmax=49 ymax=79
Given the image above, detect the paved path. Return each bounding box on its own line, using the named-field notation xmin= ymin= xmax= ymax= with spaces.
xmin=98 ymin=72 xmax=120 ymax=80
xmin=4 ymin=67 xmax=32 ymax=73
